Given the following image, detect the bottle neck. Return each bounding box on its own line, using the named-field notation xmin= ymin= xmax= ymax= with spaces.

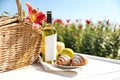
xmin=47 ymin=11 xmax=52 ymax=24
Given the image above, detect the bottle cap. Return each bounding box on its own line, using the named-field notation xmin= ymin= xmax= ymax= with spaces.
xmin=47 ymin=11 xmax=52 ymax=14
xmin=47 ymin=11 xmax=52 ymax=23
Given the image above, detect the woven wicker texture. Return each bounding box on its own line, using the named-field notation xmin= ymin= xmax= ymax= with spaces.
xmin=0 ymin=0 xmax=41 ymax=72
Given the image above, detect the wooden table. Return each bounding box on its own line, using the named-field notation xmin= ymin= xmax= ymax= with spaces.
xmin=0 ymin=54 xmax=120 ymax=80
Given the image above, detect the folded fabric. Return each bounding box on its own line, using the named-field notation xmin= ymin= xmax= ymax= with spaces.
xmin=38 ymin=56 xmax=82 ymax=75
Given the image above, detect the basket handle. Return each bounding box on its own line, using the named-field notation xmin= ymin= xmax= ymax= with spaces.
xmin=16 ymin=0 xmax=23 ymax=21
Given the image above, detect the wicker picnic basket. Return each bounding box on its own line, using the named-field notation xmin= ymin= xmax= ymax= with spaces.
xmin=0 ymin=0 xmax=41 ymax=72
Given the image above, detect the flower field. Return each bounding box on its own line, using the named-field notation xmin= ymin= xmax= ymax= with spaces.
xmin=1 ymin=4 xmax=120 ymax=60
xmin=52 ymin=19 xmax=120 ymax=60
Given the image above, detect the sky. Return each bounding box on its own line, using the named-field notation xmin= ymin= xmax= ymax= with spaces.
xmin=0 ymin=0 xmax=120 ymax=24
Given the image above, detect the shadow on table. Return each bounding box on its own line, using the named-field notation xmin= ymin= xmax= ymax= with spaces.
xmin=32 ymin=63 xmax=78 ymax=78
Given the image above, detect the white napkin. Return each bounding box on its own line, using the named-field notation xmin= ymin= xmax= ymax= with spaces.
xmin=38 ymin=56 xmax=82 ymax=76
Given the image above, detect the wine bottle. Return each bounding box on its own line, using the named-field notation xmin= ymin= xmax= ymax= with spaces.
xmin=41 ymin=11 xmax=57 ymax=64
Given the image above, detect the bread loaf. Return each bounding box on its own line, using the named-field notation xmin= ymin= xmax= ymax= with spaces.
xmin=71 ymin=54 xmax=88 ymax=66
xmin=56 ymin=55 xmax=71 ymax=66
xmin=56 ymin=54 xmax=88 ymax=66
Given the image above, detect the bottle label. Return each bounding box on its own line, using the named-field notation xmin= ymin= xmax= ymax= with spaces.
xmin=45 ymin=34 xmax=57 ymax=61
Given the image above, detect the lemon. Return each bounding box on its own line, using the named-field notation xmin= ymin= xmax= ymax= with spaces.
xmin=61 ymin=48 xmax=74 ymax=58
xmin=56 ymin=50 xmax=59 ymax=58
xmin=57 ymin=41 xmax=65 ymax=54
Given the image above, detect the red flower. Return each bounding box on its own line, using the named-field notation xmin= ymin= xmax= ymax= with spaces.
xmin=53 ymin=18 xmax=63 ymax=24
xmin=25 ymin=2 xmax=46 ymax=29
xmin=106 ymin=19 xmax=110 ymax=25
xmin=98 ymin=20 xmax=102 ymax=25
xmin=85 ymin=19 xmax=91 ymax=24
xmin=24 ymin=16 xmax=30 ymax=22
xmin=66 ymin=19 xmax=70 ymax=23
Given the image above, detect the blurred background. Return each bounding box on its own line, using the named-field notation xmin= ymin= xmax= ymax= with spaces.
xmin=1 ymin=0 xmax=120 ymax=59
xmin=0 ymin=0 xmax=120 ymax=24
